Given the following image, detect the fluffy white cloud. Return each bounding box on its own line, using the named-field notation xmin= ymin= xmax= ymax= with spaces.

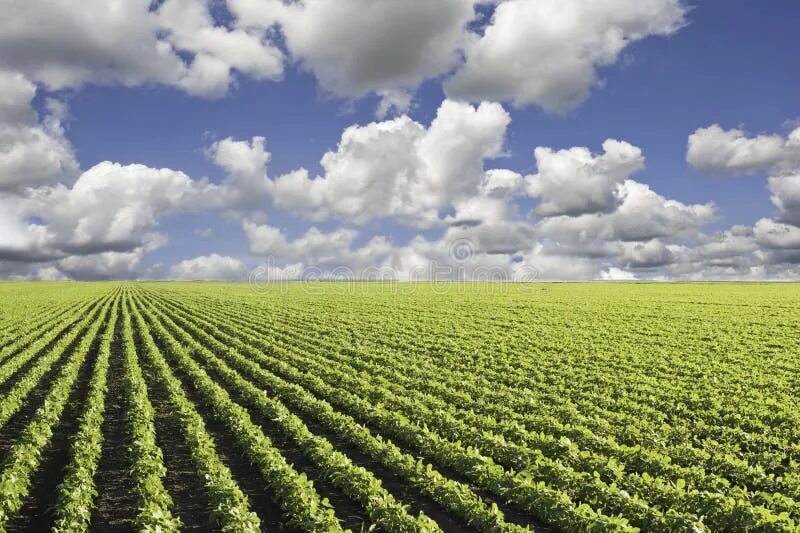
xmin=445 ymin=0 xmax=687 ymax=112
xmin=158 ymin=0 xmax=283 ymax=98
xmin=0 ymin=0 xmax=283 ymax=98
xmin=21 ymin=162 xmax=211 ymax=255
xmin=0 ymin=196 xmax=52 ymax=261
xmin=620 ymin=239 xmax=674 ymax=268
xmin=693 ymin=225 xmax=758 ymax=264
xmin=479 ymin=169 xmax=525 ymax=198
xmin=610 ymin=180 xmax=715 ymax=241
xmin=242 ymin=221 xmax=357 ymax=261
xmin=57 ymin=249 xmax=147 ymax=280
xmin=768 ymin=174 xmax=800 ymax=225
xmin=753 ymin=218 xmax=800 ymax=250
xmin=534 ymin=181 xmax=715 ymax=245
xmin=206 ymin=136 xmax=273 ymax=211
xmin=526 ymin=139 xmax=644 ymax=216
xmin=0 ymin=0 xmax=184 ymax=90
xmin=0 ymin=71 xmax=78 ymax=193
xmin=687 ymin=124 xmax=800 ymax=174
xmin=0 ymin=71 xmax=37 ymax=123
xmin=1 ymin=0 xmax=694 ymax=113
xmin=688 ymin=123 xmax=800 ymax=238
xmin=170 ymin=253 xmax=246 ymax=280
xmin=600 ymin=267 xmax=637 ymax=280
xmin=243 ymin=0 xmax=476 ymax=114
xmin=273 ymin=99 xmax=510 ymax=226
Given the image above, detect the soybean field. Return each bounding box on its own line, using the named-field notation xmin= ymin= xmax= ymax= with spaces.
xmin=0 ymin=282 xmax=799 ymax=532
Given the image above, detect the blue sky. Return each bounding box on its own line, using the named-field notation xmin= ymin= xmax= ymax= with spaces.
xmin=2 ymin=0 xmax=800 ymax=280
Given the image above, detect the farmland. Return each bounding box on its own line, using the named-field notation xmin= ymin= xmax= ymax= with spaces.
xmin=0 ymin=282 xmax=798 ymax=532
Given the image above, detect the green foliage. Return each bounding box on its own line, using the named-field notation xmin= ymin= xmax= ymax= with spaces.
xmin=0 ymin=281 xmax=798 ymax=531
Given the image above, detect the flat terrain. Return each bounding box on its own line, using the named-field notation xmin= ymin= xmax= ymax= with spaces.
xmin=0 ymin=282 xmax=798 ymax=531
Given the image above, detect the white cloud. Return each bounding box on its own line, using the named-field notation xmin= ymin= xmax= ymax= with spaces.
xmin=687 ymin=124 xmax=800 ymax=174
xmin=533 ymin=181 xmax=715 ymax=245
xmin=0 ymin=71 xmax=78 ymax=193
xmin=206 ymin=136 xmax=273 ymax=211
xmin=273 ymin=99 xmax=510 ymax=226
xmin=526 ymin=139 xmax=644 ymax=216
xmin=170 ymin=253 xmax=246 ymax=280
xmin=242 ymin=221 xmax=357 ymax=262
xmin=259 ymin=0 xmax=476 ymax=114
xmin=158 ymin=0 xmax=284 ymax=98
xmin=0 ymin=0 xmax=184 ymax=90
xmin=620 ymin=239 xmax=674 ymax=268
xmin=768 ymin=174 xmax=800 ymax=225
xmin=609 ymin=180 xmax=715 ymax=241
xmin=445 ymin=0 xmax=687 ymax=112
xmin=57 ymin=249 xmax=147 ymax=280
xmin=0 ymin=195 xmax=52 ymax=261
xmin=34 ymin=266 xmax=69 ymax=281
xmin=21 ymin=162 xmax=211 ymax=255
xmin=0 ymin=0 xmax=284 ymax=99
xmin=600 ymin=267 xmax=637 ymax=280
xmin=0 ymin=71 xmax=37 ymax=123
xmin=753 ymin=218 xmax=800 ymax=250
xmin=517 ymin=245 xmax=601 ymax=280
xmin=479 ymin=169 xmax=525 ymax=198
xmin=693 ymin=225 xmax=758 ymax=263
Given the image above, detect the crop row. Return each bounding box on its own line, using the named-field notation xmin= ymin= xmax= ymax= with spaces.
xmin=0 ymin=291 xmax=116 ymax=530
xmin=142 ymin=287 xmax=798 ymax=530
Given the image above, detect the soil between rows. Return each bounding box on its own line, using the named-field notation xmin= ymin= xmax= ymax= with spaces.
xmin=91 ymin=307 xmax=138 ymax=531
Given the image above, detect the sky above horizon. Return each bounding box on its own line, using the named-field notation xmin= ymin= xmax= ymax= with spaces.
xmin=1 ymin=0 xmax=799 ymax=281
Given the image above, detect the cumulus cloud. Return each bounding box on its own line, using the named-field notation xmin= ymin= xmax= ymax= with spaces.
xmin=158 ymin=0 xmax=284 ymax=98
xmin=206 ymin=136 xmax=273 ymax=211
xmin=768 ymin=174 xmax=800 ymax=225
xmin=692 ymin=225 xmax=758 ymax=264
xmin=273 ymin=99 xmax=510 ymax=226
xmin=619 ymin=239 xmax=674 ymax=268
xmin=1 ymin=141 xmax=272 ymax=265
xmin=21 ymin=162 xmax=210 ymax=256
xmin=445 ymin=0 xmax=687 ymax=112
xmin=526 ymin=139 xmax=644 ymax=216
xmin=237 ymin=0 xmax=476 ymax=114
xmin=0 ymin=0 xmax=283 ymax=98
xmin=609 ymin=180 xmax=715 ymax=241
xmin=0 ymin=196 xmax=52 ymax=261
xmin=687 ymin=124 xmax=800 ymax=174
xmin=170 ymin=253 xmax=246 ymax=280
xmin=0 ymin=0 xmax=184 ymax=90
xmin=753 ymin=218 xmax=800 ymax=250
xmin=534 ymin=180 xmax=715 ymax=245
xmin=0 ymin=71 xmax=78 ymax=193
xmin=242 ymin=221 xmax=357 ymax=262
xmin=57 ymin=249 xmax=148 ymax=280
xmin=0 ymin=0 xmax=691 ymax=113
xmin=600 ymin=267 xmax=637 ymax=280
xmin=688 ymin=123 xmax=800 ymax=245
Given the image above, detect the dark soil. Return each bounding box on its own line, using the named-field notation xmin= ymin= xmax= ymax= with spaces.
xmin=91 ymin=308 xmax=138 ymax=532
